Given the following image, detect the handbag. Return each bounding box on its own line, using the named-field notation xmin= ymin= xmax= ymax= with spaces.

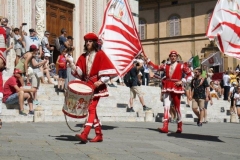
xmin=27 ymin=67 xmax=34 ymax=76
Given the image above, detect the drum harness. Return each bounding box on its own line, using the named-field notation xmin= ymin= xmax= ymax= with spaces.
xmin=64 ymin=77 xmax=95 ymax=132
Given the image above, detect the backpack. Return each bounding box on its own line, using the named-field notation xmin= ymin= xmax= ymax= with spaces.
xmin=123 ymin=71 xmax=132 ymax=87
xmin=220 ymin=79 xmax=224 ymax=87
xmin=55 ymin=37 xmax=61 ymax=51
xmin=231 ymin=87 xmax=237 ymax=99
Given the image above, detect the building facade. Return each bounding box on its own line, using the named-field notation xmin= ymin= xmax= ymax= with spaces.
xmin=139 ymin=0 xmax=238 ymax=71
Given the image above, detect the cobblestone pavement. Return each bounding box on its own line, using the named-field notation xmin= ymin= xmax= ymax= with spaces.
xmin=0 ymin=122 xmax=240 ymax=160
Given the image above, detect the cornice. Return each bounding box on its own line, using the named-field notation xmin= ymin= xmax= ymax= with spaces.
xmin=139 ymin=0 xmax=217 ymax=11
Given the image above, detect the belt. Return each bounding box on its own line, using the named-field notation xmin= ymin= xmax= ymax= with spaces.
xmin=165 ymin=78 xmax=181 ymax=82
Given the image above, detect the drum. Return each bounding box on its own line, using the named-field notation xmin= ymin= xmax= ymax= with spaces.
xmin=62 ymin=80 xmax=94 ymax=119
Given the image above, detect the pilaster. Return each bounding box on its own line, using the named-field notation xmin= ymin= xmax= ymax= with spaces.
xmin=35 ymin=0 xmax=46 ymax=40
xmin=22 ymin=0 xmax=32 ymax=32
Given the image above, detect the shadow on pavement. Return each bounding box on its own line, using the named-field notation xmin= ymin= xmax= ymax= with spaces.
xmin=183 ymin=123 xmax=197 ymax=126
xmin=51 ymin=135 xmax=79 ymax=141
xmin=167 ymin=133 xmax=224 ymax=142
xmin=75 ymin=124 xmax=118 ymax=130
xmin=51 ymin=135 xmax=92 ymax=144
xmin=147 ymin=128 xmax=160 ymax=132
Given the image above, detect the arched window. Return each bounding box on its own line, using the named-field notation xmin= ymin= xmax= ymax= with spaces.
xmin=139 ymin=19 xmax=146 ymax=40
xmin=206 ymin=10 xmax=213 ymax=30
xmin=168 ymin=15 xmax=181 ymax=37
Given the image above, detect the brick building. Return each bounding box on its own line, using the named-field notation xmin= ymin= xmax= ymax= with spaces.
xmin=139 ymin=0 xmax=239 ymax=72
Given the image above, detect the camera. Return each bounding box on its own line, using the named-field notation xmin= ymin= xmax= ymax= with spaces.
xmin=22 ymin=23 xmax=27 ymax=25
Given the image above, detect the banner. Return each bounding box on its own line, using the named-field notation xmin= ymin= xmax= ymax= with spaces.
xmin=99 ymin=0 xmax=142 ymax=77
xmin=201 ymin=52 xmax=222 ymax=67
xmin=206 ymin=0 xmax=240 ymax=59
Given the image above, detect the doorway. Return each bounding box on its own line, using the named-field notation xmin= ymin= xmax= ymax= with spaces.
xmin=46 ymin=0 xmax=74 ymax=63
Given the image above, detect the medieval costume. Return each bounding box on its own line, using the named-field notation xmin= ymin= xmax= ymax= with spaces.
xmin=0 ymin=25 xmax=7 ymax=129
xmin=148 ymin=51 xmax=192 ymax=133
xmin=69 ymin=33 xmax=117 ymax=143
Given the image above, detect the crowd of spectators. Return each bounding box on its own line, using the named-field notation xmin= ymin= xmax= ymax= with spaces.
xmin=0 ymin=16 xmax=75 ymax=118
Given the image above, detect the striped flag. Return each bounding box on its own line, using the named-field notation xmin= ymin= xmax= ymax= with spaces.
xmin=99 ymin=0 xmax=142 ymax=77
xmin=206 ymin=0 xmax=240 ymax=59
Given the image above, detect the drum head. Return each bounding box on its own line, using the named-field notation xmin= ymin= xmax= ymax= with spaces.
xmin=69 ymin=83 xmax=92 ymax=93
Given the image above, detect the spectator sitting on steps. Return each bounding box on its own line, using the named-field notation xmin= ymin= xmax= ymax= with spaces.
xmin=2 ymin=69 xmax=36 ymax=116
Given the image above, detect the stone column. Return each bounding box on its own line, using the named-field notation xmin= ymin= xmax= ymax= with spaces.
xmin=35 ymin=0 xmax=46 ymax=40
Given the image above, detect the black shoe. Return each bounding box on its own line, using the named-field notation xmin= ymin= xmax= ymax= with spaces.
xmin=111 ymin=84 xmax=117 ymax=87
xmin=143 ymin=106 xmax=151 ymax=111
xmin=28 ymin=110 xmax=34 ymax=115
xmin=198 ymin=122 xmax=203 ymax=127
xmin=108 ymin=84 xmax=113 ymax=87
xmin=19 ymin=111 xmax=27 ymax=116
xmin=126 ymin=107 xmax=135 ymax=112
xmin=186 ymin=104 xmax=190 ymax=108
xmin=197 ymin=119 xmax=200 ymax=125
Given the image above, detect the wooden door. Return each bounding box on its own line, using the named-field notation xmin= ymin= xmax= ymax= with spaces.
xmin=46 ymin=0 xmax=74 ymax=63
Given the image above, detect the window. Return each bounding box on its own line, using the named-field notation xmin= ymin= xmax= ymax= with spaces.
xmin=172 ymin=1 xmax=178 ymax=5
xmin=168 ymin=15 xmax=180 ymax=37
xmin=139 ymin=19 xmax=146 ymax=40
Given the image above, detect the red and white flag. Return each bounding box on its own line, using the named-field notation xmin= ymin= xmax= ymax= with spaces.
xmin=206 ymin=0 xmax=240 ymax=59
xmin=99 ymin=0 xmax=142 ymax=77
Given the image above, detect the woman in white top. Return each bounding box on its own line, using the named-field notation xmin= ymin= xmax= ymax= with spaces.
xmin=64 ymin=51 xmax=75 ymax=89
xmin=234 ymin=86 xmax=240 ymax=120
xmin=207 ymin=68 xmax=214 ymax=84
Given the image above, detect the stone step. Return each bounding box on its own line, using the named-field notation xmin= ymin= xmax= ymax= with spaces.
xmin=0 ymin=113 xmax=231 ymax=123
xmin=0 ymin=82 xmax=235 ymax=123
xmin=1 ymin=108 xmax=146 ymax=117
xmin=0 ymin=115 xmax=34 ymax=122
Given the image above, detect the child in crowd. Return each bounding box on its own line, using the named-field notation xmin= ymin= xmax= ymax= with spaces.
xmin=29 ymin=47 xmax=47 ymax=105
xmin=13 ymin=28 xmax=25 ymax=66
xmin=43 ymin=53 xmax=53 ymax=84
xmin=56 ymin=47 xmax=67 ymax=94
xmin=64 ymin=48 xmax=75 ymax=90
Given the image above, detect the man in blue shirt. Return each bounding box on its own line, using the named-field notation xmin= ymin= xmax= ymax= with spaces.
xmin=59 ymin=28 xmax=67 ymax=49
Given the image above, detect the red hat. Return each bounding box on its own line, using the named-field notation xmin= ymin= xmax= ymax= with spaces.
xmin=29 ymin=45 xmax=38 ymax=51
xmin=169 ymin=50 xmax=178 ymax=57
xmin=13 ymin=68 xmax=22 ymax=74
xmin=84 ymin=33 xmax=98 ymax=41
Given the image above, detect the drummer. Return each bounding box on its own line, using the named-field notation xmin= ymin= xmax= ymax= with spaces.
xmin=66 ymin=33 xmax=117 ymax=143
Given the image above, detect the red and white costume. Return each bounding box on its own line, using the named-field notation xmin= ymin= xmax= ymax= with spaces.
xmin=72 ymin=33 xmax=117 ymax=143
xmin=148 ymin=51 xmax=192 ymax=133
xmin=0 ymin=26 xmax=7 ymax=114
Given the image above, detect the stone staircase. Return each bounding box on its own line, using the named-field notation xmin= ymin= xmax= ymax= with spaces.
xmin=0 ymin=79 xmax=237 ymax=123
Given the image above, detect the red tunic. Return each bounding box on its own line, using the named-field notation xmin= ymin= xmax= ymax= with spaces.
xmin=0 ymin=26 xmax=6 ymax=65
xmin=58 ymin=55 xmax=67 ymax=69
xmin=72 ymin=50 xmax=117 ymax=97
xmin=149 ymin=61 xmax=192 ymax=94
xmin=0 ymin=26 xmax=7 ymax=93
